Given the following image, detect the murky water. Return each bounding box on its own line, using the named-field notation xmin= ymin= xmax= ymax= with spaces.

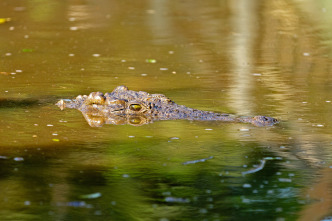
xmin=1 ymin=0 xmax=332 ymax=220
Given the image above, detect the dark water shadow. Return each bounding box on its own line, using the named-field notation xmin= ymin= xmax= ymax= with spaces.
xmin=0 ymin=98 xmax=39 ymax=108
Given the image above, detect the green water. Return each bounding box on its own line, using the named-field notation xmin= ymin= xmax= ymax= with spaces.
xmin=1 ymin=0 xmax=332 ymax=220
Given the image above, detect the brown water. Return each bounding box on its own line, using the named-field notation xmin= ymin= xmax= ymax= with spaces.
xmin=1 ymin=0 xmax=332 ymax=220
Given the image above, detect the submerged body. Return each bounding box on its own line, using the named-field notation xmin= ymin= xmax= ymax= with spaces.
xmin=56 ymin=86 xmax=278 ymax=127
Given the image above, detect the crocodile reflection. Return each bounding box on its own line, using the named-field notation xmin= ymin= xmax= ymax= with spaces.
xmin=56 ymin=86 xmax=278 ymax=127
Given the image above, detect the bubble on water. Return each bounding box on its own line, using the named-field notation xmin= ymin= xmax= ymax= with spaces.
xmin=205 ymin=128 xmax=213 ymax=131
xmin=122 ymin=174 xmax=130 ymax=178
xmin=92 ymin=54 xmax=100 ymax=57
xmin=160 ymin=68 xmax=168 ymax=71
xmin=69 ymin=26 xmax=78 ymax=31
xmin=141 ymin=73 xmax=147 ymax=76
xmin=24 ymin=201 xmax=31 ymax=206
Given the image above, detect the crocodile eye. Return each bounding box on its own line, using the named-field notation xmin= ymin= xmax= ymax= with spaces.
xmin=129 ymin=104 xmax=142 ymax=111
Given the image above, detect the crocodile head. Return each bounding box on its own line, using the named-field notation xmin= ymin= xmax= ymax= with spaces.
xmin=55 ymin=86 xmax=173 ymax=126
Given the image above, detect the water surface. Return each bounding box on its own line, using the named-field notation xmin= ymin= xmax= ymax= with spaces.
xmin=1 ymin=0 xmax=332 ymax=220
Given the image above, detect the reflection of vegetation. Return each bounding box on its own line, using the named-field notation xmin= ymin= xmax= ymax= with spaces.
xmin=0 ymin=133 xmax=305 ymax=220
xmin=0 ymin=99 xmax=38 ymax=108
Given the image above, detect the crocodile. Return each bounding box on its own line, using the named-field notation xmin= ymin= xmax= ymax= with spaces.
xmin=56 ymin=85 xmax=278 ymax=127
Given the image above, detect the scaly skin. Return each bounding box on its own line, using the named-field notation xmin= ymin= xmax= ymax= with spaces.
xmin=56 ymin=86 xmax=279 ymax=127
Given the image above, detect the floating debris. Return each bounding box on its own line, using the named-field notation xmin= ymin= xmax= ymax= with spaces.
xmin=278 ymin=178 xmax=292 ymax=183
xmin=69 ymin=26 xmax=78 ymax=31
xmin=182 ymin=156 xmax=213 ymax=165
xmin=22 ymin=48 xmax=33 ymax=52
xmin=243 ymin=183 xmax=252 ymax=188
xmin=14 ymin=157 xmax=24 ymax=162
xmin=170 ymin=137 xmax=179 ymax=140
xmin=80 ymin=192 xmax=102 ymax=199
xmin=242 ymin=160 xmax=266 ymax=175
xmin=146 ymin=59 xmax=156 ymax=63
xmin=242 ymin=157 xmax=282 ymax=175
xmin=0 ymin=18 xmax=11 ymax=24
xmin=165 ymin=196 xmax=190 ymax=203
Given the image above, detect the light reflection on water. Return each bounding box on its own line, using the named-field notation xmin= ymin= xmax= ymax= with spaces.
xmin=0 ymin=0 xmax=332 ymax=220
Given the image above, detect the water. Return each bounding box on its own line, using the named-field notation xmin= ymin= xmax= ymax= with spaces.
xmin=1 ymin=0 xmax=332 ymax=220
